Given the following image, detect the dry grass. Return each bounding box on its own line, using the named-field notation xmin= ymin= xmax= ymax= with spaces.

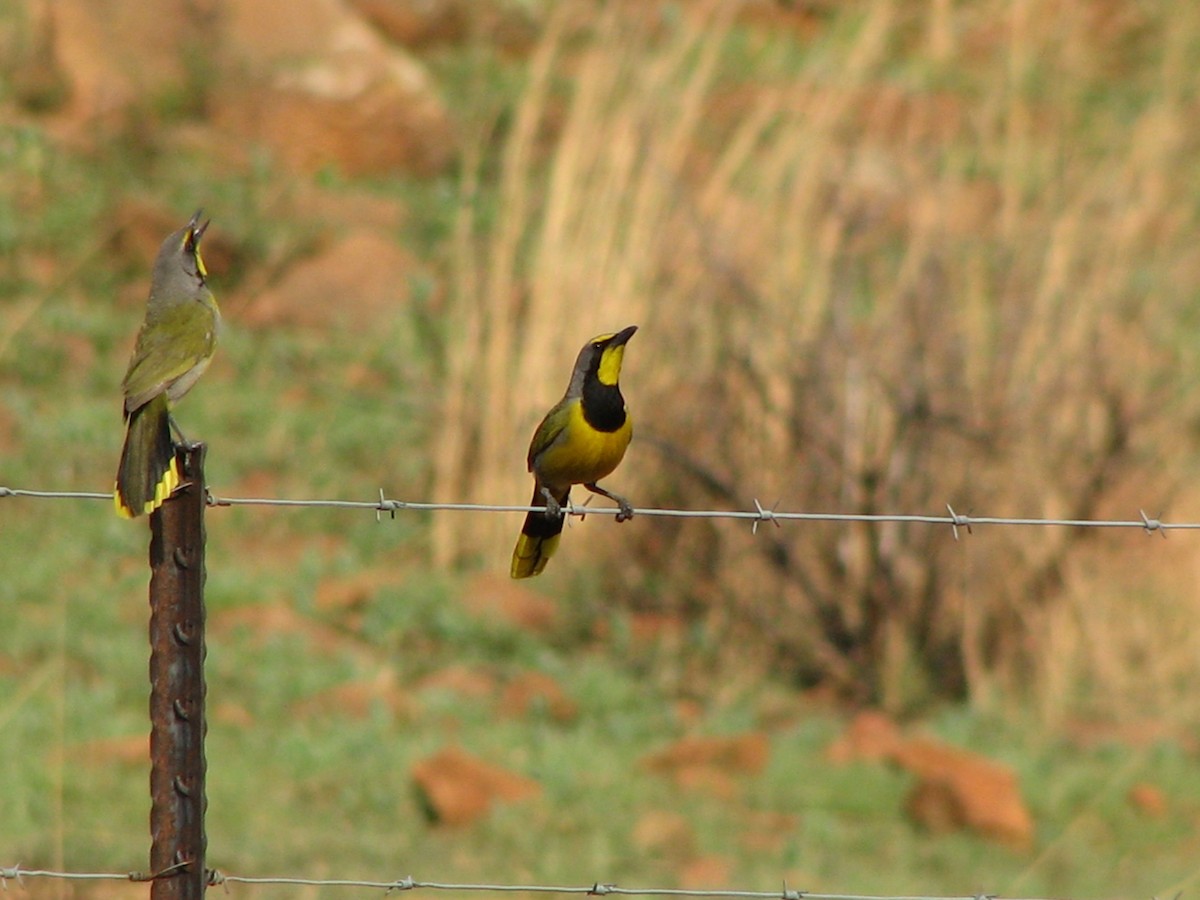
xmin=433 ymin=1 xmax=1200 ymax=718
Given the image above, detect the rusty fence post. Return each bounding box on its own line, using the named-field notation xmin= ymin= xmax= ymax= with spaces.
xmin=147 ymin=442 xmax=208 ymax=899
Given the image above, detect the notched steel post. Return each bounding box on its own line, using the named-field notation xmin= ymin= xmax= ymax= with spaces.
xmin=148 ymin=442 xmax=208 ymax=899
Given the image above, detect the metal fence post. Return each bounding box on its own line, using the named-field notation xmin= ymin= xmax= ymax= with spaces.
xmin=147 ymin=442 xmax=208 ymax=899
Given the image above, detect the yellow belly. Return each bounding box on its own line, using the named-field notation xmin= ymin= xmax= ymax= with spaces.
xmin=534 ymin=401 xmax=631 ymax=489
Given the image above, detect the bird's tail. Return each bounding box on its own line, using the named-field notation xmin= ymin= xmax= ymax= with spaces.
xmin=510 ymin=485 xmax=570 ymax=578
xmin=114 ymin=394 xmax=179 ymax=518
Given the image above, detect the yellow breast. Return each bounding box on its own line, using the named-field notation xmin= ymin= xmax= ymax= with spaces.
xmin=534 ymin=400 xmax=631 ymax=490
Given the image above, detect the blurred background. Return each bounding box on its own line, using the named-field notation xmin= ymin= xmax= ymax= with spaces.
xmin=3 ymin=0 xmax=1200 ymax=896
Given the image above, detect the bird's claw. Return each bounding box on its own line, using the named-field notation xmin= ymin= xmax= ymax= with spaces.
xmin=540 ymin=488 xmax=563 ymax=519
xmin=615 ymin=499 xmax=633 ymax=523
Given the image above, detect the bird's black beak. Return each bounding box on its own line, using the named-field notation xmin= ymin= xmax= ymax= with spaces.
xmin=609 ymin=325 xmax=638 ymax=347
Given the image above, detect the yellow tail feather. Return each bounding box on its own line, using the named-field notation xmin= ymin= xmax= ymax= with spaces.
xmin=114 ymin=455 xmax=181 ymax=518
xmin=511 ymin=485 xmax=569 ymax=578
xmin=510 ymin=531 xmax=562 ymax=579
xmin=114 ymin=394 xmax=180 ymax=518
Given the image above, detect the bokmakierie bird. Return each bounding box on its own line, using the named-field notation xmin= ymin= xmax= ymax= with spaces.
xmin=114 ymin=212 xmax=220 ymax=518
xmin=510 ymin=325 xmax=637 ymax=578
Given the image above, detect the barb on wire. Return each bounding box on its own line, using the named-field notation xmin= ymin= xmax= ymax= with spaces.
xmin=1139 ymin=509 xmax=1167 ymax=538
xmin=945 ymin=504 xmax=972 ymax=540
xmin=1 ymin=867 xmax=1064 ymax=900
xmin=751 ymin=498 xmax=781 ymax=534
xmin=2 ymin=483 xmax=1198 ymax=534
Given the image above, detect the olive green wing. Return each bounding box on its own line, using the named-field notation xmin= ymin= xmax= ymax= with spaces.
xmin=526 ymin=399 xmax=572 ymax=472
xmin=122 ymin=303 xmax=217 ymax=413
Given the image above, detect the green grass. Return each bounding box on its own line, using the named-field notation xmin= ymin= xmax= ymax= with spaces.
xmin=4 ymin=5 xmax=1200 ymax=898
xmin=5 ymin=580 xmax=1200 ymax=897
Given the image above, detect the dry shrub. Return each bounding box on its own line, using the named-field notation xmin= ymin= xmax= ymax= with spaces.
xmin=434 ymin=1 xmax=1200 ymax=714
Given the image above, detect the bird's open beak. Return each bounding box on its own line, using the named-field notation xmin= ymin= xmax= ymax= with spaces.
xmin=189 ymin=209 xmax=209 ymax=244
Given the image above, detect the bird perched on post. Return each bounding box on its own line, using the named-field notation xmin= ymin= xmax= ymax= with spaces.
xmin=510 ymin=325 xmax=638 ymax=578
xmin=114 ymin=211 xmax=220 ymax=518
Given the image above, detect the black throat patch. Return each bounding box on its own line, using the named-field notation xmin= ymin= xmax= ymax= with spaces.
xmin=581 ymin=378 xmax=627 ymax=433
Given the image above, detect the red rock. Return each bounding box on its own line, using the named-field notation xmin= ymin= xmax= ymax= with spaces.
xmin=895 ymin=738 xmax=1034 ymax=849
xmin=827 ymin=715 xmax=1035 ymax=849
xmin=411 ymin=746 xmax=540 ymax=826
xmin=39 ymin=0 xmax=205 ymax=134
xmin=214 ymin=0 xmax=454 ymax=176
xmin=38 ymin=0 xmax=456 ymax=174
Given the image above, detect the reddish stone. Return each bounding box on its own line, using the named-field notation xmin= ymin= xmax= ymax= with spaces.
xmin=39 ymin=0 xmax=204 ymax=133
xmin=214 ymin=0 xmax=454 ymax=177
xmin=827 ymin=713 xmax=1034 ymax=848
xmin=895 ymin=738 xmax=1034 ymax=849
xmin=411 ymin=746 xmax=540 ymax=826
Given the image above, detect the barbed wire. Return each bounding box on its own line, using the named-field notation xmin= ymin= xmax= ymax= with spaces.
xmin=0 ymin=866 xmax=1045 ymax=900
xmin=0 ymin=484 xmax=1184 ymax=537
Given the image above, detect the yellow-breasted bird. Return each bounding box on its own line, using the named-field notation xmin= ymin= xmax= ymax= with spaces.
xmin=114 ymin=211 xmax=220 ymax=518
xmin=510 ymin=325 xmax=638 ymax=578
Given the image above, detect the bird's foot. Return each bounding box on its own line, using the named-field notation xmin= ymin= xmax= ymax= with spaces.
xmin=539 ymin=487 xmax=563 ymax=518
xmin=615 ymin=498 xmax=634 ymax=523
xmin=584 ymin=482 xmax=633 ymax=522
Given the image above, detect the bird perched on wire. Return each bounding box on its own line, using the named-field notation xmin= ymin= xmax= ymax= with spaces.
xmin=510 ymin=325 xmax=638 ymax=578
xmin=114 ymin=211 xmax=220 ymax=518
